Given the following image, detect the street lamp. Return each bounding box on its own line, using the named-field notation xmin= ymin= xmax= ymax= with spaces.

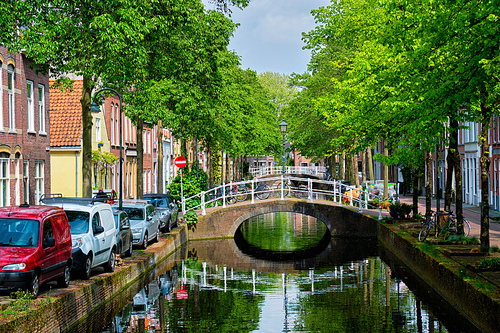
xmin=91 ymin=88 xmax=123 ymax=210
xmin=279 ymin=119 xmax=288 ymax=177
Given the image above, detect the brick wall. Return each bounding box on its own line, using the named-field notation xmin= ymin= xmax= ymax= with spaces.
xmin=0 ymin=46 xmax=51 ymax=206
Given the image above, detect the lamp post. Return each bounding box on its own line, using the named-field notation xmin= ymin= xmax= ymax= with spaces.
xmin=279 ymin=119 xmax=288 ymax=177
xmin=91 ymin=88 xmax=123 ymax=210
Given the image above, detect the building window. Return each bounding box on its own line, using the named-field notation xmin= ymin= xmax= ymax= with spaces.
xmin=35 ymin=161 xmax=44 ymax=204
xmin=27 ymin=81 xmax=35 ymax=132
xmin=0 ymin=62 xmax=3 ymax=129
xmin=8 ymin=65 xmax=15 ymax=130
xmin=96 ymin=118 xmax=101 ymax=142
xmin=1 ymin=158 xmax=9 ymax=207
xmin=38 ymin=85 xmax=46 ymax=133
xmin=111 ymin=104 xmax=115 ymax=145
xmin=148 ymin=130 xmax=151 ymax=154
xmin=14 ymin=159 xmax=20 ymax=206
xmin=23 ymin=161 xmax=29 ymax=204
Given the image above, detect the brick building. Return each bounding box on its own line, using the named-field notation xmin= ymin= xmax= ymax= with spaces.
xmin=0 ymin=47 xmax=51 ymax=206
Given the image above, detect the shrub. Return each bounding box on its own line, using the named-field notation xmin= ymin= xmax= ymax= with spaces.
xmin=478 ymin=257 xmax=500 ymax=270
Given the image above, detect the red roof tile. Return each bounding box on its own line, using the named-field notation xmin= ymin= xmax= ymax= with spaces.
xmin=49 ymin=80 xmax=83 ymax=147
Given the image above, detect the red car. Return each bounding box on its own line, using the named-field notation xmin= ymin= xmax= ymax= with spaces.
xmin=0 ymin=204 xmax=72 ymax=297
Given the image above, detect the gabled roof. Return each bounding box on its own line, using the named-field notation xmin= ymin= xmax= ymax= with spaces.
xmin=49 ymin=80 xmax=83 ymax=147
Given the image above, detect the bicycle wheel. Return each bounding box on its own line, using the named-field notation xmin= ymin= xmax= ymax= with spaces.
xmin=235 ymin=189 xmax=248 ymax=202
xmin=463 ymin=219 xmax=471 ymax=237
xmin=256 ymin=184 xmax=270 ymax=200
xmin=418 ymin=220 xmax=432 ymax=242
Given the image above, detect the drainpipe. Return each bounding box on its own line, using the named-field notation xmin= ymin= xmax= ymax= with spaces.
xmin=75 ymin=151 xmax=78 ymax=197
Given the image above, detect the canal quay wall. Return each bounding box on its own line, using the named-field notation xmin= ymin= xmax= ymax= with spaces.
xmin=0 ymin=227 xmax=188 ymax=333
xmin=378 ymin=222 xmax=500 ymax=333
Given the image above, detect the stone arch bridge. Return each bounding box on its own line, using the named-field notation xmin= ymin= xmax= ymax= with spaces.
xmin=187 ymin=198 xmax=379 ymax=241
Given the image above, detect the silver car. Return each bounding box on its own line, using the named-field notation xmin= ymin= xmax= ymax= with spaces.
xmin=113 ymin=201 xmax=160 ymax=249
xmin=143 ymin=193 xmax=179 ymax=232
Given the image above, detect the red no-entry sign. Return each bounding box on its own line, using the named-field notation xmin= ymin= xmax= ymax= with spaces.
xmin=174 ymin=156 xmax=187 ymax=168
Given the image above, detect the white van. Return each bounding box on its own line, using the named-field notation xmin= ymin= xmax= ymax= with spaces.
xmin=41 ymin=196 xmax=117 ymax=279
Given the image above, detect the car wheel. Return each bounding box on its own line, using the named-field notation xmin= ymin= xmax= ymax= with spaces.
xmin=155 ymin=227 xmax=160 ymax=243
xmin=57 ymin=264 xmax=71 ymax=288
xmin=82 ymin=255 xmax=92 ymax=279
xmin=29 ymin=271 xmax=40 ymax=298
xmin=142 ymin=231 xmax=149 ymax=249
xmin=166 ymin=218 xmax=171 ymax=232
xmin=105 ymin=248 xmax=116 ymax=272
xmin=125 ymin=241 xmax=133 ymax=257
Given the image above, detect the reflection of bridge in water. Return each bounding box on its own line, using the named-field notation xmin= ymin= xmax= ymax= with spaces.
xmin=183 ymin=237 xmax=381 ymax=295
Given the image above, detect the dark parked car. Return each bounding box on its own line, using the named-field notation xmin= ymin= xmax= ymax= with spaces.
xmin=143 ymin=194 xmax=179 ymax=232
xmin=113 ymin=210 xmax=133 ymax=258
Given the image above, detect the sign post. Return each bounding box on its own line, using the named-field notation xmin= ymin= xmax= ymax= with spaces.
xmin=174 ymin=156 xmax=187 ymax=214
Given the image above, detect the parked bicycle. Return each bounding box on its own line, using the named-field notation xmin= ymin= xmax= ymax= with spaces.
xmin=418 ymin=210 xmax=471 ymax=242
xmin=255 ymin=182 xmax=271 ymax=200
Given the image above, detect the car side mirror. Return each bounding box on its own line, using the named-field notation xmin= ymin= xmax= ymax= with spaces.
xmin=147 ymin=216 xmax=153 ymax=221
xmin=94 ymin=225 xmax=104 ymax=234
xmin=43 ymin=237 xmax=56 ymax=249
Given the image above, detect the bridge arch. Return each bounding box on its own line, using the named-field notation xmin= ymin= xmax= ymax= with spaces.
xmin=189 ymin=199 xmax=379 ymax=241
xmin=229 ymin=204 xmax=333 ymax=236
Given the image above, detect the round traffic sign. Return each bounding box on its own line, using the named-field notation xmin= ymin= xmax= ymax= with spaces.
xmin=174 ymin=156 xmax=187 ymax=168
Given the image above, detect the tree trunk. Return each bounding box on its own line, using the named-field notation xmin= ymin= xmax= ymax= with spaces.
xmin=157 ymin=120 xmax=163 ymax=194
xmin=383 ymin=140 xmax=389 ymax=200
xmin=367 ymin=146 xmax=375 ymax=181
xmin=425 ymin=151 xmax=433 ymax=220
xmin=354 ymin=153 xmax=360 ymax=187
xmin=207 ymin=143 xmax=213 ymax=188
xmin=362 ymin=149 xmax=367 ymax=183
xmin=479 ymin=103 xmax=491 ymax=250
xmin=340 ymin=154 xmax=345 ymax=180
xmin=455 ymin=143 xmax=464 ymax=234
xmin=136 ymin=118 xmax=144 ymax=199
xmin=412 ymin=167 xmax=419 ymax=216
xmin=444 ymin=129 xmax=454 ymax=212
xmin=226 ymin=153 xmax=230 ymax=182
xmin=81 ymin=76 xmax=94 ymax=198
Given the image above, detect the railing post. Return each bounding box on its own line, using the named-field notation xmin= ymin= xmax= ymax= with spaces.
xmin=222 ymin=183 xmax=226 ymax=208
xmin=201 ymin=191 xmax=206 ymax=215
xmin=281 ymin=174 xmax=284 ymax=200
xmin=358 ymin=190 xmax=363 ymax=213
xmin=308 ymin=178 xmax=313 ymax=203
xmin=333 ymin=180 xmax=337 ymax=203
xmin=251 ymin=178 xmax=255 ymax=204
xmin=339 ymin=181 xmax=343 ymax=206
xmin=182 ymin=197 xmax=186 ymax=215
xmin=350 ymin=188 xmax=353 ymax=206
xmin=378 ymin=195 xmax=382 ymax=220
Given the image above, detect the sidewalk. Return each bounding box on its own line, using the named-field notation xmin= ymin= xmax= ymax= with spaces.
xmin=396 ymin=196 xmax=500 ymax=248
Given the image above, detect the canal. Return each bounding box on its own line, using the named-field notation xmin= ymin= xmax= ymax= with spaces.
xmin=68 ymin=212 xmax=480 ymax=332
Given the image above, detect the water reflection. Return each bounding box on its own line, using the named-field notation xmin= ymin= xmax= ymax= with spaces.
xmin=80 ymin=212 xmax=480 ymax=333
xmin=235 ymin=212 xmax=332 ymax=261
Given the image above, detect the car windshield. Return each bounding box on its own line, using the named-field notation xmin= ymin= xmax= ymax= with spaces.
xmin=65 ymin=211 xmax=90 ymax=234
xmin=122 ymin=207 xmax=144 ymax=220
xmin=0 ymin=218 xmax=40 ymax=247
xmin=146 ymin=197 xmax=168 ymax=208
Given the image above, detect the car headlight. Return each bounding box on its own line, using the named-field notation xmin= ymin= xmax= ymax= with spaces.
xmin=132 ymin=228 xmax=142 ymax=234
xmin=72 ymin=238 xmax=84 ymax=249
xmin=2 ymin=263 xmax=26 ymax=271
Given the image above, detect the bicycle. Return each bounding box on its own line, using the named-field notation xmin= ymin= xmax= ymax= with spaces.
xmin=418 ymin=210 xmax=471 ymax=242
xmin=255 ymin=182 xmax=271 ymax=200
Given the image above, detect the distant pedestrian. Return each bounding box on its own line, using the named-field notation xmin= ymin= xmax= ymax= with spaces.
xmin=95 ymin=187 xmax=107 ymax=200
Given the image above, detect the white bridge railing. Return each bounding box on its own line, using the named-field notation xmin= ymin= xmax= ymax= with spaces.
xmin=181 ymin=176 xmax=384 ymax=220
xmin=249 ymin=166 xmax=326 ymax=178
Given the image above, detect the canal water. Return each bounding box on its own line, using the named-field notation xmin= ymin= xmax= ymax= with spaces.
xmin=71 ymin=212 xmax=480 ymax=333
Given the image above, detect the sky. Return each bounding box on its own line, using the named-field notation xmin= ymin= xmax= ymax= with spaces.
xmin=204 ymin=0 xmax=331 ymax=75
